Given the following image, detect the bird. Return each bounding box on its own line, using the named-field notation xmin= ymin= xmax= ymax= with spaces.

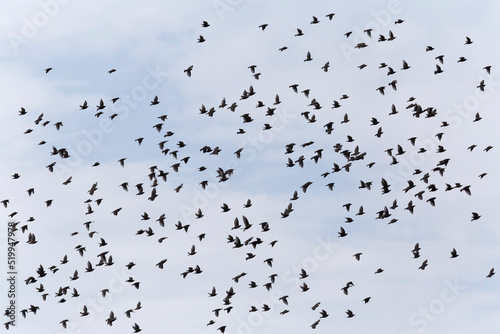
xmin=80 ymin=305 xmax=89 ymax=316
xmin=434 ymin=64 xmax=443 ymax=74
xmin=321 ymin=61 xmax=330 ymax=72
xmin=299 ymin=269 xmax=308 ymax=279
xmin=477 ymin=80 xmax=485 ymax=91
xmin=156 ymin=259 xmax=168 ymax=269
xmin=304 ymin=52 xmax=312 ymax=62
xmin=150 ymin=96 xmax=159 ymax=105
xmin=471 ymin=212 xmax=481 ymax=221
xmin=96 ymin=99 xmax=105 ymax=110
xmin=60 ymin=319 xmax=69 ymax=328
xmin=301 ymin=181 xmax=313 ymax=193
xmin=184 ymin=65 xmax=193 ymax=77
xmin=132 ymin=323 xmax=142 ymax=332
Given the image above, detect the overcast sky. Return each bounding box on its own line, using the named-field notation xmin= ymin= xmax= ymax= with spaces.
xmin=1 ymin=1 xmax=500 ymax=333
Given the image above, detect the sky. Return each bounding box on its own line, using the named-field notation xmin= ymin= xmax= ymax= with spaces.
xmin=1 ymin=0 xmax=500 ymax=333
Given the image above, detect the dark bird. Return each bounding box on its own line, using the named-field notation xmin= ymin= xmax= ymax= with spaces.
xmin=96 ymin=99 xmax=105 ymax=110
xmin=299 ymin=268 xmax=308 ymax=279
xmin=150 ymin=95 xmax=159 ymax=105
xmin=60 ymin=319 xmax=69 ymax=328
xmin=105 ymin=311 xmax=116 ymax=326
xmin=156 ymin=259 xmax=168 ymax=269
xmin=304 ymin=51 xmax=312 ymax=62
xmin=80 ymin=305 xmax=89 ymax=317
xmin=132 ymin=323 xmax=142 ymax=333
xmin=471 ymin=212 xmax=481 ymax=221
xmin=477 ymin=80 xmax=485 ymax=91
xmin=311 ymin=320 xmax=320 ymax=329
xmin=184 ymin=65 xmax=193 ymax=77
xmin=434 ymin=64 xmax=443 ymax=75
xmin=301 ymin=181 xmax=313 ymax=193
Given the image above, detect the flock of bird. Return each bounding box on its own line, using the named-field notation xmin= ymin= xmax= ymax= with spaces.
xmin=2 ymin=7 xmax=496 ymax=333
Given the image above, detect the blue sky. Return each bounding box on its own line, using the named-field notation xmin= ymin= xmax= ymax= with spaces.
xmin=1 ymin=0 xmax=500 ymax=333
